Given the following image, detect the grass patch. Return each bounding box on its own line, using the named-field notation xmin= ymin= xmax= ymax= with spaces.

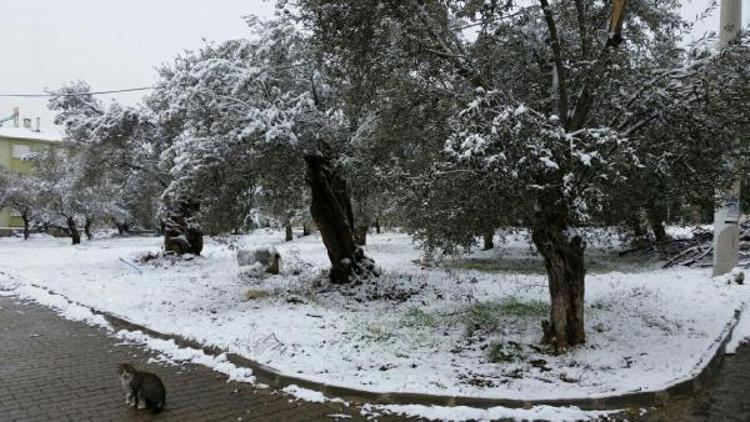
xmin=445 ymin=258 xmax=545 ymax=274
xmin=462 ymin=298 xmax=549 ymax=336
xmin=445 ymin=251 xmax=657 ymax=275
xmin=498 ymin=297 xmax=549 ymax=318
xmin=487 ymin=341 xmax=525 ymax=363
xmin=362 ymin=324 xmax=393 ymax=342
xmin=402 ymin=307 xmax=438 ymax=328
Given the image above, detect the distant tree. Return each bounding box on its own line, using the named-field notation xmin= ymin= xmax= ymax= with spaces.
xmin=34 ymin=150 xmax=86 ymax=245
xmin=0 ymin=169 xmax=43 ymax=240
xmin=48 ymin=83 xmax=171 ymax=244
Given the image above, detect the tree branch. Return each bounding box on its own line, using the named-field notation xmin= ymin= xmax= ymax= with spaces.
xmin=573 ymin=0 xmax=590 ymax=60
xmin=539 ymin=0 xmax=569 ymax=121
xmin=412 ymin=0 xmax=486 ymax=88
xmin=567 ymin=0 xmax=629 ymax=131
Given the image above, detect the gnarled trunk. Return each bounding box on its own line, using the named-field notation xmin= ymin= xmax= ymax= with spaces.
xmin=354 ymin=225 xmax=368 ymax=246
xmin=305 ymin=154 xmax=374 ymax=283
xmin=285 ymin=221 xmax=293 ymax=241
xmin=649 ymin=217 xmax=668 ymax=243
xmin=646 ymin=200 xmax=669 ymax=243
xmin=482 ymin=230 xmax=495 ymax=250
xmin=627 ymin=213 xmax=647 ymax=248
xmin=84 ymin=217 xmax=93 ymax=241
xmin=164 ymin=201 xmax=203 ymax=255
xmin=532 ymin=211 xmax=586 ymax=353
xmin=67 ymin=216 xmax=81 ymax=245
xmin=116 ymin=222 xmax=130 ymax=236
xmin=21 ymin=211 xmax=30 ymax=240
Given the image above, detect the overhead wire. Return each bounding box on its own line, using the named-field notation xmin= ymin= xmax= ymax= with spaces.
xmin=0 ymin=86 xmax=156 ymax=98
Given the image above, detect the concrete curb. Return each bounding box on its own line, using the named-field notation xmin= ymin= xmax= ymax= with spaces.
xmin=30 ymin=283 xmax=743 ymax=411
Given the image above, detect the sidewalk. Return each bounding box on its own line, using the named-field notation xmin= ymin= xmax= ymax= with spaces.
xmin=7 ymin=291 xmax=749 ymax=422
xmin=0 ymin=296 xmax=366 ymax=422
xmin=644 ymin=345 xmax=750 ymax=422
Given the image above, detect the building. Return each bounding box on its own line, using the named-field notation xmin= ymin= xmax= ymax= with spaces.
xmin=0 ymin=109 xmax=62 ymax=230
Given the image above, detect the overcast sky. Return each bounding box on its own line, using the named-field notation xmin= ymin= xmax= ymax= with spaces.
xmin=0 ymin=0 xmax=275 ymax=131
xmin=0 ymin=0 xmax=745 ymax=133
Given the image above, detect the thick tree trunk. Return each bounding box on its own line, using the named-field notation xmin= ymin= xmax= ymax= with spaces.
xmin=375 ymin=218 xmax=381 ymax=234
xmin=646 ymin=201 xmax=669 ymax=243
xmin=304 ymin=154 xmax=375 ymax=284
xmin=647 ymin=209 xmax=668 ymax=243
xmin=650 ymin=218 xmax=668 ymax=243
xmin=67 ymin=217 xmax=81 ymax=245
xmin=84 ymin=217 xmax=93 ymax=241
xmin=285 ymin=221 xmax=293 ymax=241
xmin=627 ymin=213 xmax=647 ymax=248
xmin=354 ymin=225 xmax=368 ymax=246
xmin=21 ymin=212 xmax=30 ymax=240
xmin=302 ymin=223 xmax=311 ymax=236
xmin=532 ymin=215 xmax=586 ymax=353
xmin=164 ymin=201 xmax=203 ymax=255
xmin=482 ymin=230 xmax=495 ymax=250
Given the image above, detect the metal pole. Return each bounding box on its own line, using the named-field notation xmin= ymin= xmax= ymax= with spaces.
xmin=713 ymin=0 xmax=742 ymax=276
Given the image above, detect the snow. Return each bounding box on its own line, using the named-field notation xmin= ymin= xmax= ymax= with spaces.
xmin=513 ymin=104 xmax=528 ymax=116
xmin=282 ymin=385 xmax=329 ymax=403
xmin=361 ymin=403 xmax=616 ymax=422
xmin=0 ymin=229 xmax=746 ymax=404
xmin=540 ymin=156 xmax=560 ymax=170
xmin=282 ymin=384 xmax=347 ymax=405
xmin=115 ymin=330 xmax=255 ymax=383
xmin=0 ymin=126 xmax=63 ymax=142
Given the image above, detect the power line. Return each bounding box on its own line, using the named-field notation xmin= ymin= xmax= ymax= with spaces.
xmin=0 ymin=86 xmax=156 ymax=98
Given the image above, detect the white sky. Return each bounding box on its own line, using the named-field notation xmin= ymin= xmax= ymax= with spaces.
xmin=0 ymin=0 xmax=745 ymax=133
xmin=0 ymin=0 xmax=276 ymax=131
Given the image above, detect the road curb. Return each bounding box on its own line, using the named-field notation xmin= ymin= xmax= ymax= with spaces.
xmin=29 ymin=283 xmax=744 ymax=411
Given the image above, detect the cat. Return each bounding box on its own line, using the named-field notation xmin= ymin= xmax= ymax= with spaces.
xmin=118 ymin=363 xmax=166 ymax=414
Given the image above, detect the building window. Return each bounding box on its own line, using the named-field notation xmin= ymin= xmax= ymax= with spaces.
xmin=12 ymin=144 xmax=31 ymax=159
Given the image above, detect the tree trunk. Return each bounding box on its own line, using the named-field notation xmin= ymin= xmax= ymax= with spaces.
xmin=375 ymin=218 xmax=381 ymax=234
xmin=285 ymin=221 xmax=293 ymax=241
xmin=646 ymin=200 xmax=669 ymax=243
xmin=532 ymin=214 xmax=586 ymax=353
xmin=647 ymin=209 xmax=668 ymax=243
xmin=354 ymin=225 xmax=368 ymax=246
xmin=84 ymin=217 xmax=93 ymax=241
xmin=302 ymin=223 xmax=311 ymax=236
xmin=304 ymin=154 xmax=375 ymax=283
xmin=67 ymin=217 xmax=81 ymax=245
xmin=627 ymin=214 xmax=647 ymax=248
xmin=22 ymin=212 xmax=30 ymax=240
xmin=482 ymin=230 xmax=495 ymax=250
xmin=164 ymin=201 xmax=203 ymax=255
xmin=117 ymin=224 xmax=125 ymax=236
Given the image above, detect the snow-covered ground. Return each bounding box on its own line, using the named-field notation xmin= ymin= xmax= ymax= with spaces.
xmin=0 ymin=229 xmax=747 ymax=403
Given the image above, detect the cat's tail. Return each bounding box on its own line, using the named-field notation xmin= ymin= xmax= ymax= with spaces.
xmin=151 ymin=401 xmax=164 ymax=414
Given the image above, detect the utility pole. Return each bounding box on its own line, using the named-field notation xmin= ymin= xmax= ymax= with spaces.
xmin=713 ymin=0 xmax=742 ymax=276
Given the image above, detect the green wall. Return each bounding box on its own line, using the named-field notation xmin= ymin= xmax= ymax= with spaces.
xmin=0 ymin=136 xmax=57 ymax=228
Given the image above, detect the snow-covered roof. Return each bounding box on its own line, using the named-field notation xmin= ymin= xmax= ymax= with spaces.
xmin=0 ymin=126 xmax=63 ymax=143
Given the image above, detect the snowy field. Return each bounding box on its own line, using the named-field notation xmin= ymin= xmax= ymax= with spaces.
xmin=0 ymin=229 xmax=748 ymax=403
